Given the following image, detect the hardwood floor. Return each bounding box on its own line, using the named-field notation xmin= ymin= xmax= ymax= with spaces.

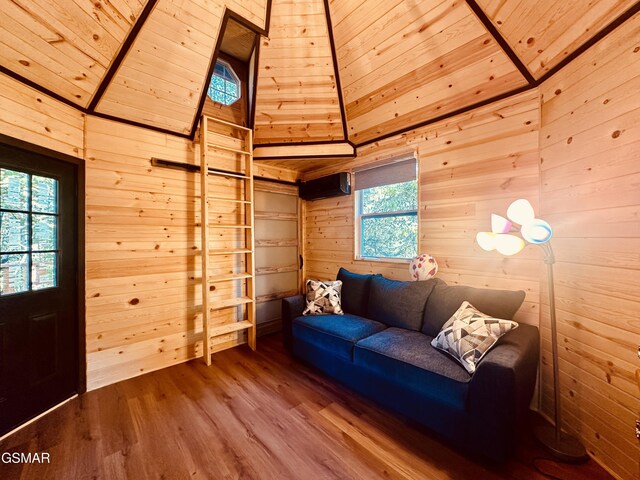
xmin=1 ymin=334 xmax=613 ymax=480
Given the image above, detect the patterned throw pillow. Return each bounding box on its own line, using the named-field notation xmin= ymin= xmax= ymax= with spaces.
xmin=431 ymin=301 xmax=518 ymax=374
xmin=303 ymin=279 xmax=344 ymax=315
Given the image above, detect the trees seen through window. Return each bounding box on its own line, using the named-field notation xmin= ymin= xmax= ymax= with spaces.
xmin=207 ymin=60 xmax=240 ymax=106
xmin=357 ymin=180 xmax=418 ymax=259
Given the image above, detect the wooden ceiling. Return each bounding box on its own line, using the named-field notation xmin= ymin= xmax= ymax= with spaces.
xmin=1 ymin=0 xmax=146 ymax=107
xmin=221 ymin=19 xmax=258 ymax=62
xmin=95 ymin=0 xmax=268 ymax=135
xmin=253 ymin=0 xmax=344 ymax=144
xmin=0 ymin=0 xmax=636 ymax=144
xmin=331 ymin=0 xmax=527 ymax=144
xmin=476 ymin=0 xmax=638 ymax=79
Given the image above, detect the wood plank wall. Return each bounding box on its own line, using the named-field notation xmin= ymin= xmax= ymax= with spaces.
xmin=538 ymin=13 xmax=640 ymax=480
xmin=304 ymin=90 xmax=541 ymax=327
xmin=0 ymin=72 xmax=84 ymax=158
xmin=84 ymin=116 xmax=202 ymax=389
xmin=83 ymin=117 xmax=296 ymax=390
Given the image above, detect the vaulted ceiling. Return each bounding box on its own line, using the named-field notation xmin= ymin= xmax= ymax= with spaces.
xmin=1 ymin=0 xmax=637 ymax=146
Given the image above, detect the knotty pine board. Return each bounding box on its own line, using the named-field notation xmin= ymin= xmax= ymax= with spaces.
xmin=0 ymin=0 xmax=145 ymax=107
xmin=476 ymin=0 xmax=637 ymax=79
xmin=538 ymin=12 xmax=640 ymax=480
xmin=0 ymin=72 xmax=84 ymax=157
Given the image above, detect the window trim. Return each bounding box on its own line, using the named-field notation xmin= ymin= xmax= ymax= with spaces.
xmin=353 ymin=157 xmax=420 ymax=263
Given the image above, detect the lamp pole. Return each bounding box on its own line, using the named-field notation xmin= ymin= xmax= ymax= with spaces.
xmin=478 ymin=199 xmax=590 ymax=462
xmin=534 ymin=242 xmax=588 ymax=462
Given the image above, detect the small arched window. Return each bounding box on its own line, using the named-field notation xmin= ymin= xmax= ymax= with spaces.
xmin=207 ymin=59 xmax=240 ymax=106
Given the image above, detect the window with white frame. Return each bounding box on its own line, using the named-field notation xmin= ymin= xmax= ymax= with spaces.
xmin=354 ymin=157 xmax=418 ymax=260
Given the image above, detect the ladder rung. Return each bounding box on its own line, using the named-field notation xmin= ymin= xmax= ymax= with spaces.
xmin=206 ymin=117 xmax=252 ymax=131
xmin=207 ymin=130 xmax=245 ymax=141
xmin=210 ymin=297 xmax=254 ymax=311
xmin=254 ymin=212 xmax=297 ymax=221
xmin=207 ymin=142 xmax=251 ymax=155
xmin=208 ymin=224 xmax=252 ymax=229
xmin=208 ymin=320 xmax=253 ymax=337
xmin=208 ymin=197 xmax=251 ymax=204
xmin=208 ymin=272 xmax=252 ymax=283
xmin=208 ymin=248 xmax=253 ymax=255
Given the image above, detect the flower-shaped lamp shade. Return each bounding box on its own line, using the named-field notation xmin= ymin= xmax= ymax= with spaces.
xmin=477 ymin=199 xmax=550 ymax=256
xmin=409 ymin=254 xmax=438 ymax=281
xmin=476 ymin=232 xmax=497 ymax=251
xmin=521 ymin=218 xmax=553 ymax=244
xmin=491 ymin=214 xmax=512 ymax=233
xmin=476 ymin=232 xmax=524 ymax=255
xmin=507 ymin=198 xmax=535 ymax=225
xmin=495 ymin=234 xmax=525 ymax=255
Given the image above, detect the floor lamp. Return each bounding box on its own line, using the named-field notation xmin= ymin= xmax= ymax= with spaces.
xmin=476 ymin=199 xmax=588 ymax=463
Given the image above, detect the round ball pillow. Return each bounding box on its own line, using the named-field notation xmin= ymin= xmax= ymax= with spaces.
xmin=409 ymin=254 xmax=438 ymax=281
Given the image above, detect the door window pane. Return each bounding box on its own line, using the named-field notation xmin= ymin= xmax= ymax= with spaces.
xmin=0 ymin=253 xmax=29 ymax=294
xmin=0 ymin=168 xmax=59 ymax=295
xmin=1 ymin=212 xmax=29 ymax=252
xmin=32 ymin=176 xmax=57 ymax=213
xmin=32 ymin=214 xmax=56 ymax=251
xmin=31 ymin=252 xmax=56 ymax=290
xmin=0 ymin=168 xmax=29 ymax=211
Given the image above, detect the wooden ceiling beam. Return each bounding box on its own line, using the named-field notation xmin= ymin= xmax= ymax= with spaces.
xmin=253 ymin=141 xmax=355 ymax=160
xmin=322 ymin=0 xmax=351 ymax=146
xmin=464 ymin=0 xmax=535 ymax=84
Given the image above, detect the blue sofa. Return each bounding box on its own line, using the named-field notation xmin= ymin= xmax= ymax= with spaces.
xmin=282 ymin=268 xmax=539 ymax=462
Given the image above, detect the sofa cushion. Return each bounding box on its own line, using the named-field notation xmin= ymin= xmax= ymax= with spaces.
xmin=354 ymin=328 xmax=470 ymax=409
xmin=303 ymin=279 xmax=344 ymax=315
xmin=422 ymin=281 xmax=525 ymax=337
xmin=431 ymin=301 xmax=519 ymax=374
xmin=292 ymin=314 xmax=387 ymax=362
xmin=368 ymin=276 xmax=437 ymax=331
xmin=337 ymin=268 xmax=377 ymax=317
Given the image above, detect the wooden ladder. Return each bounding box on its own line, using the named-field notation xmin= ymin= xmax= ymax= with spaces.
xmin=199 ymin=115 xmax=256 ymax=365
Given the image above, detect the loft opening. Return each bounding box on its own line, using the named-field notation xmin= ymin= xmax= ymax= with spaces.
xmin=202 ymin=16 xmax=260 ymax=127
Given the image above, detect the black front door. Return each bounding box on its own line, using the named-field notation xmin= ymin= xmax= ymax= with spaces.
xmin=0 ymin=144 xmax=78 ymax=436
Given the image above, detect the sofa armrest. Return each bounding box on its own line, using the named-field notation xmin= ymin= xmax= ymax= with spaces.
xmin=282 ymin=295 xmax=305 ymax=350
xmin=467 ymin=323 xmax=539 ymax=459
